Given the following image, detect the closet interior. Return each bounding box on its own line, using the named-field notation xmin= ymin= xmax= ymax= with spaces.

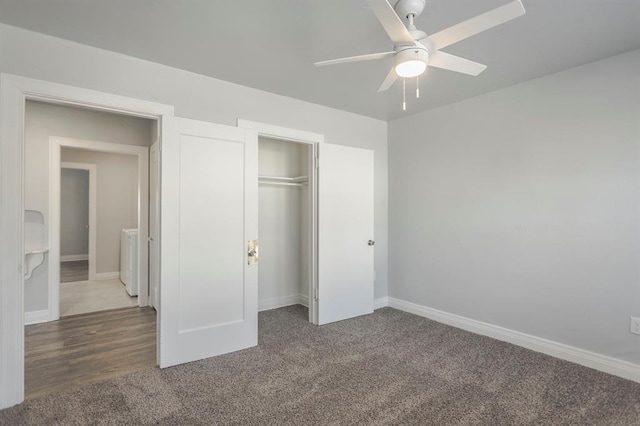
xmin=258 ymin=137 xmax=312 ymax=319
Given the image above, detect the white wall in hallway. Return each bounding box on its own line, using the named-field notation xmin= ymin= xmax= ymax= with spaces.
xmin=61 ymin=148 xmax=138 ymax=275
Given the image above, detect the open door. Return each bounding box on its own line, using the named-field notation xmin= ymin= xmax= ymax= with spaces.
xmin=317 ymin=143 xmax=374 ymax=325
xmin=159 ymin=116 xmax=258 ymax=368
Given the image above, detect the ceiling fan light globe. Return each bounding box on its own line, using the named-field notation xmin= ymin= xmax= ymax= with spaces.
xmin=394 ymin=47 xmax=429 ymax=78
xmin=395 ymin=60 xmax=426 ymax=78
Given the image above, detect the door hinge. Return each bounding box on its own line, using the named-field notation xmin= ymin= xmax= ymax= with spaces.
xmin=315 ymin=157 xmax=319 ymax=169
xmin=314 ymin=287 xmax=319 ymax=301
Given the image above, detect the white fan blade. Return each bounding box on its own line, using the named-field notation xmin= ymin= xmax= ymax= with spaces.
xmin=377 ymin=67 xmax=398 ymax=92
xmin=428 ymin=0 xmax=526 ymax=50
xmin=428 ymin=51 xmax=487 ymax=76
xmin=315 ymin=51 xmax=395 ymax=67
xmin=367 ymin=0 xmax=416 ymax=46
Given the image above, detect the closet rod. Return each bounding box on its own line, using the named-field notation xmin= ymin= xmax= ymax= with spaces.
xmin=258 ymin=181 xmax=307 ymax=188
xmin=258 ymin=175 xmax=308 ymax=183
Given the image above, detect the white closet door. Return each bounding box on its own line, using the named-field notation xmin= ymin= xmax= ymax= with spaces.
xmin=159 ymin=116 xmax=258 ymax=368
xmin=318 ymin=143 xmax=374 ymax=325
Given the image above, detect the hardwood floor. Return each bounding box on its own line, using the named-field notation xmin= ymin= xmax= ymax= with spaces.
xmin=60 ymin=279 xmax=138 ymax=317
xmin=60 ymin=260 xmax=89 ymax=283
xmin=25 ymin=307 xmax=156 ymax=399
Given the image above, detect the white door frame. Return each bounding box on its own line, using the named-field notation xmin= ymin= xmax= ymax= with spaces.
xmin=52 ymin=138 xmax=150 ymax=321
xmin=0 ymin=73 xmax=173 ymax=409
xmin=236 ymin=119 xmax=323 ymax=324
xmin=149 ymin=141 xmax=160 ymax=309
xmin=59 ymin=161 xmax=97 ymax=277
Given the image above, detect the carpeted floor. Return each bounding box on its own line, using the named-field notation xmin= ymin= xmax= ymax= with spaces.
xmin=1 ymin=305 xmax=639 ymax=425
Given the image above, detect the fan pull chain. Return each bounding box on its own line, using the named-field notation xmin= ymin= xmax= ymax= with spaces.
xmin=416 ymin=74 xmax=420 ymax=99
xmin=402 ymin=78 xmax=406 ymax=111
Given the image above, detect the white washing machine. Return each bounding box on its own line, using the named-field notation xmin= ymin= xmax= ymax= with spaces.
xmin=120 ymin=228 xmax=139 ymax=296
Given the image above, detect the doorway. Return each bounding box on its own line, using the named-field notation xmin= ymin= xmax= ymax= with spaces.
xmin=23 ymin=100 xmax=158 ymax=398
xmin=0 ymin=74 xmax=173 ymax=408
xmin=58 ymin=152 xmax=139 ymax=317
xmin=47 ymin=134 xmax=152 ymax=319
xmin=60 ymin=164 xmax=91 ymax=283
xmin=257 ymin=136 xmax=314 ymax=321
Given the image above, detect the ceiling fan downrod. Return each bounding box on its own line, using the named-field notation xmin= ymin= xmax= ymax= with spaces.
xmin=406 ymin=13 xmax=416 ymax=31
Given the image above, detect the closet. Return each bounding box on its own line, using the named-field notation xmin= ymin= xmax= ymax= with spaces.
xmin=258 ymin=137 xmax=312 ymax=318
xmin=156 ymin=116 xmax=376 ymax=366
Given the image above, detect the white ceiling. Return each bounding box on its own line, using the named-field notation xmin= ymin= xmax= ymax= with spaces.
xmin=1 ymin=0 xmax=639 ymax=121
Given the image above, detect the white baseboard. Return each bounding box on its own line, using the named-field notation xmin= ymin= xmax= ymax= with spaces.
xmin=95 ymin=271 xmax=120 ymax=280
xmin=299 ymin=294 xmax=309 ymax=308
xmin=61 ymin=254 xmax=88 ymax=262
xmin=259 ymin=294 xmax=302 ymax=312
xmin=388 ymin=297 xmax=640 ymax=384
xmin=374 ymin=297 xmax=389 ymax=310
xmin=259 ymin=295 xmax=385 ymax=312
xmin=25 ymin=309 xmax=50 ymax=325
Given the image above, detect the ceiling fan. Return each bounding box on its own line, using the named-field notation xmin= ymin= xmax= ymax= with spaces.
xmin=315 ymin=0 xmax=526 ymax=106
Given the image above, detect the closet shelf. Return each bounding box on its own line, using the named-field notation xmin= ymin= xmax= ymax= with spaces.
xmin=258 ymin=175 xmax=308 ymax=188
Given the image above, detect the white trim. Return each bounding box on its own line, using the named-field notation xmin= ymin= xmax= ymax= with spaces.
xmin=148 ymin=141 xmax=160 ymax=311
xmin=1 ymin=73 xmax=27 ymax=409
xmin=237 ymin=119 xmax=324 ymax=144
xmin=388 ymin=297 xmax=640 ymax=384
xmin=3 ymin=74 xmax=174 ymax=119
xmin=50 ymin=138 xmax=149 ymax=322
xmin=258 ymin=295 xmax=301 ymax=312
xmin=60 ymin=161 xmax=97 ymax=280
xmin=0 ymin=73 xmax=173 ymax=409
xmin=24 ymin=310 xmax=50 ymax=326
xmin=298 ymin=294 xmax=309 ymax=308
xmin=258 ymin=294 xmax=310 ymax=312
xmin=374 ymin=297 xmax=389 ymax=310
xmin=95 ymin=271 xmax=120 ymax=281
xmin=60 ymin=254 xmax=89 ymax=262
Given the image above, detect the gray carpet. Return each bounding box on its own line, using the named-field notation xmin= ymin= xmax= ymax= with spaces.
xmin=1 ymin=305 xmax=639 ymax=425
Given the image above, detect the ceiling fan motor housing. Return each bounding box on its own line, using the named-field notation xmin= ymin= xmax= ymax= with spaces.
xmin=394 ymin=0 xmax=426 ymax=19
xmin=395 ymin=46 xmax=428 ymax=63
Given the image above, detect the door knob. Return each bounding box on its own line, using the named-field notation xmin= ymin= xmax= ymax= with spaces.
xmin=247 ymin=240 xmax=259 ymax=265
xmin=368 ymin=240 xmax=375 ymax=246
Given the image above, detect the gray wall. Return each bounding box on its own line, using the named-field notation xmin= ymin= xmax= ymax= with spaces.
xmin=60 ymin=168 xmax=89 ymax=257
xmin=2 ymin=23 xmax=389 ymax=314
xmin=23 ymin=100 xmax=153 ymax=312
xmin=62 ymin=149 xmax=138 ymax=274
xmin=388 ymin=49 xmax=640 ymax=365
